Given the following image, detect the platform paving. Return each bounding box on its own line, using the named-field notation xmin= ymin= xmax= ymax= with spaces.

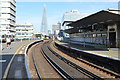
xmin=1 ymin=40 xmax=35 ymax=54
xmin=55 ymin=40 xmax=120 ymax=60
xmin=0 ymin=40 xmax=36 ymax=79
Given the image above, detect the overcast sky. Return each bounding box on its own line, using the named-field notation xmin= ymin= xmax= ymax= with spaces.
xmin=16 ymin=1 xmax=119 ymax=32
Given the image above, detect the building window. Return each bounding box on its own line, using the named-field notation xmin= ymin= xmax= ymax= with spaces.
xmin=93 ymin=34 xmax=96 ymax=37
xmin=97 ymin=34 xmax=102 ymax=37
xmin=18 ymin=33 xmax=21 ymax=35
xmin=102 ymin=34 xmax=107 ymax=37
xmin=109 ymin=28 xmax=115 ymax=31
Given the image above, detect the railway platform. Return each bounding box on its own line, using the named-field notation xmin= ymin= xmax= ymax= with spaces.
xmin=55 ymin=40 xmax=120 ymax=60
xmin=0 ymin=40 xmax=36 ymax=79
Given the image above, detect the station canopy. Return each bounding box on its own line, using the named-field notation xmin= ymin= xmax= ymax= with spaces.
xmin=65 ymin=10 xmax=120 ymax=34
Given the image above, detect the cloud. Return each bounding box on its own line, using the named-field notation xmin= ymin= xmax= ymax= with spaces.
xmin=17 ymin=0 xmax=120 ymax=2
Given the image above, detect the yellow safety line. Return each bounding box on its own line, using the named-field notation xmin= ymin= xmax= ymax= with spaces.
xmin=2 ymin=40 xmax=36 ymax=79
xmin=3 ymin=45 xmax=23 ymax=79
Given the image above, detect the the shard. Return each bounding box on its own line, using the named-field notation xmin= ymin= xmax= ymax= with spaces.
xmin=41 ymin=5 xmax=48 ymax=35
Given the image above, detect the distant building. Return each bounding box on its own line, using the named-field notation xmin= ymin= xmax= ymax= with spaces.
xmin=52 ymin=22 xmax=61 ymax=34
xmin=15 ymin=23 xmax=34 ymax=39
xmin=48 ymin=30 xmax=52 ymax=37
xmin=62 ymin=10 xmax=85 ymax=29
xmin=0 ymin=0 xmax=16 ymax=37
xmin=52 ymin=22 xmax=61 ymax=40
xmin=41 ymin=5 xmax=48 ymax=35
xmin=48 ymin=30 xmax=51 ymax=35
xmin=34 ymin=32 xmax=42 ymax=39
xmin=62 ymin=10 xmax=86 ymax=37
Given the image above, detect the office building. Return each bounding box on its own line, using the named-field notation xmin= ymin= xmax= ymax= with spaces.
xmin=62 ymin=10 xmax=85 ymax=29
xmin=0 ymin=0 xmax=16 ymax=36
xmin=52 ymin=22 xmax=61 ymax=40
xmin=62 ymin=10 xmax=86 ymax=37
xmin=52 ymin=22 xmax=61 ymax=34
xmin=15 ymin=23 xmax=34 ymax=39
xmin=41 ymin=5 xmax=48 ymax=35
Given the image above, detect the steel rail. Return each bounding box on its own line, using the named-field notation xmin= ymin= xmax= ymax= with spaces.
xmin=40 ymin=41 xmax=74 ymax=80
xmin=47 ymin=42 xmax=104 ymax=80
xmin=32 ymin=44 xmax=42 ymax=80
xmin=53 ymin=41 xmax=120 ymax=79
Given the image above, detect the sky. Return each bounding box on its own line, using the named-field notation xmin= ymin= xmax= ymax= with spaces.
xmin=17 ymin=0 xmax=119 ymax=2
xmin=16 ymin=1 xmax=119 ymax=33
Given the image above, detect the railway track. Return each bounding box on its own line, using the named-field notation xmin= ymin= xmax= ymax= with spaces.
xmin=32 ymin=44 xmax=42 ymax=79
xmin=29 ymin=40 xmax=120 ymax=80
xmin=31 ymin=41 xmax=62 ymax=79
xmin=41 ymin=45 xmax=74 ymax=80
xmin=30 ymin=40 xmax=91 ymax=80
xmin=50 ymin=41 xmax=120 ymax=79
xmin=42 ymin=42 xmax=103 ymax=80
